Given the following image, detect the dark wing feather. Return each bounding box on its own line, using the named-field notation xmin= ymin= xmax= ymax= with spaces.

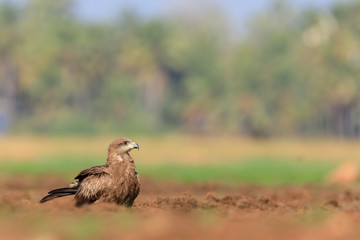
xmin=40 ymin=165 xmax=110 ymax=205
xmin=40 ymin=187 xmax=78 ymax=203
xmin=75 ymin=165 xmax=110 ymax=182
xmin=74 ymin=165 xmax=111 ymax=206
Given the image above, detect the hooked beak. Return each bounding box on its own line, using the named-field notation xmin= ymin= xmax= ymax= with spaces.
xmin=132 ymin=142 xmax=139 ymax=150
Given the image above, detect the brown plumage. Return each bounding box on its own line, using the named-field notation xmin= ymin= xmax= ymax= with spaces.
xmin=40 ymin=138 xmax=140 ymax=207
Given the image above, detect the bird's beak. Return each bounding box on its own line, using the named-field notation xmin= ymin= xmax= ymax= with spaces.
xmin=131 ymin=142 xmax=139 ymax=150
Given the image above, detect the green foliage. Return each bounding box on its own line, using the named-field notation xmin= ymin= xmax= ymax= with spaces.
xmin=1 ymin=0 xmax=360 ymax=137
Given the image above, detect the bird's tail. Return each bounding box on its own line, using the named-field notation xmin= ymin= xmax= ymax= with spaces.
xmin=40 ymin=187 xmax=78 ymax=203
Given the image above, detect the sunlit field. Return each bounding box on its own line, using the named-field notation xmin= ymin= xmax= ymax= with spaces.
xmin=1 ymin=135 xmax=360 ymax=240
xmin=1 ymin=135 xmax=359 ymax=183
xmin=3 ymin=135 xmax=360 ymax=164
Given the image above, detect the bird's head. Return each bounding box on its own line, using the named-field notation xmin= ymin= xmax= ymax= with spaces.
xmin=108 ymin=137 xmax=139 ymax=155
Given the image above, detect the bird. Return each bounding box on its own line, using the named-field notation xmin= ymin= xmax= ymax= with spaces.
xmin=40 ymin=137 xmax=140 ymax=207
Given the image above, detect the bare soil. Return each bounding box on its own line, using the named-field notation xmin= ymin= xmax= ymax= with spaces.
xmin=1 ymin=176 xmax=360 ymax=240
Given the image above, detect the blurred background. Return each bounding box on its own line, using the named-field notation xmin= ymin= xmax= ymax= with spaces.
xmin=0 ymin=0 xmax=359 ymax=138
xmin=1 ymin=0 xmax=360 ymax=185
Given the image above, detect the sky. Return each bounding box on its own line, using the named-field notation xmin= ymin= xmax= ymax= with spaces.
xmin=2 ymin=0 xmax=353 ymax=23
xmin=73 ymin=0 xmax=352 ymax=23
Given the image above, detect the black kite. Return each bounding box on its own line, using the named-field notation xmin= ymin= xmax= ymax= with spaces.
xmin=40 ymin=138 xmax=140 ymax=207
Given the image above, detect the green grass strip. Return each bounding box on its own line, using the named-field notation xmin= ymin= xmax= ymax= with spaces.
xmin=0 ymin=156 xmax=337 ymax=185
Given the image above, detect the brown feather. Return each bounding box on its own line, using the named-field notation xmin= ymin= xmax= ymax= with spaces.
xmin=40 ymin=137 xmax=140 ymax=207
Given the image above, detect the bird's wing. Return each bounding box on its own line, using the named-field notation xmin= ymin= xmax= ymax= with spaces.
xmin=74 ymin=165 xmax=110 ymax=182
xmin=74 ymin=166 xmax=112 ymax=206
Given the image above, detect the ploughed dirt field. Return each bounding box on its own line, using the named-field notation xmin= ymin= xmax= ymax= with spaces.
xmin=2 ymin=176 xmax=360 ymax=240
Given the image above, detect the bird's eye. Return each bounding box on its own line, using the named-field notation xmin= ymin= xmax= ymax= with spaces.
xmin=123 ymin=141 xmax=129 ymax=145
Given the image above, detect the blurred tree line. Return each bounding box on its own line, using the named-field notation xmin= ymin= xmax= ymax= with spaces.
xmin=0 ymin=0 xmax=360 ymax=137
